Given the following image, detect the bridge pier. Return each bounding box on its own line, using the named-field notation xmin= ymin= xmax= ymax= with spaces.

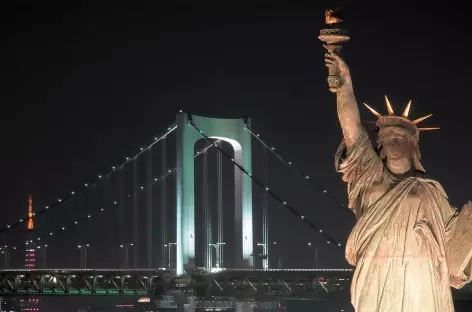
xmin=236 ymin=302 xmax=254 ymax=312
xmin=183 ymin=297 xmax=196 ymax=312
xmin=175 ymin=113 xmax=254 ymax=274
xmin=175 ymin=294 xmax=195 ymax=312
xmin=174 ymin=292 xmax=186 ymax=312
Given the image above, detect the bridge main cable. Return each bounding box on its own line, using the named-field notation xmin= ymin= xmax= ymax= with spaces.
xmin=3 ymin=139 xmax=222 ymax=250
xmin=0 ymin=123 xmax=177 ymax=237
xmin=245 ymin=126 xmax=350 ymax=214
xmin=187 ymin=114 xmax=343 ymax=248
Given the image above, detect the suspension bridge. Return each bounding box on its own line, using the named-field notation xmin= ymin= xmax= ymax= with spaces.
xmin=0 ymin=112 xmax=470 ymax=304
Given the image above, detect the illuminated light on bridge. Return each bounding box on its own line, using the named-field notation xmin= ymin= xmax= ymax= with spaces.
xmin=175 ymin=114 xmax=255 ymax=274
xmin=0 ymin=268 xmax=351 ymax=297
xmin=4 ymin=114 xmax=345 ymax=273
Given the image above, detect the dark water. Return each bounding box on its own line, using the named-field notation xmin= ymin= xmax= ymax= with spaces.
xmin=2 ymin=297 xmax=472 ymax=311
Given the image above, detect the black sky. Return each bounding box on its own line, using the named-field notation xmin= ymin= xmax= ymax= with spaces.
xmin=1 ymin=1 xmax=472 ymax=268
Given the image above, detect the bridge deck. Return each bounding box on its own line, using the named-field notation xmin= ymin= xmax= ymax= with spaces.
xmin=0 ymin=268 xmax=351 ymax=297
xmin=0 ymin=268 xmax=469 ymax=300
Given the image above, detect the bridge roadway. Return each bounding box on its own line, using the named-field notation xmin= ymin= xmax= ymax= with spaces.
xmin=0 ymin=268 xmax=470 ymax=300
xmin=0 ymin=268 xmax=352 ymax=299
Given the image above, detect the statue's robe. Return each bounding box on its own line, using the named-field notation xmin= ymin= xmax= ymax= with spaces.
xmin=335 ymin=129 xmax=470 ymax=312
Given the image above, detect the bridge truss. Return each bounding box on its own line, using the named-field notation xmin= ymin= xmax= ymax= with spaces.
xmin=0 ymin=268 xmax=351 ymax=299
xmin=0 ymin=269 xmax=169 ymax=296
xmin=194 ymin=268 xmax=351 ymax=299
xmin=0 ymin=268 xmax=471 ymax=308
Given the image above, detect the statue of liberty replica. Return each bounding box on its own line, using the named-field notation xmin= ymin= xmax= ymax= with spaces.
xmin=320 ymin=9 xmax=472 ymax=312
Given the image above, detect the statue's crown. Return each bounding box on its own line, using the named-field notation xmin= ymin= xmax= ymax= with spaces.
xmin=364 ymin=96 xmax=439 ymax=139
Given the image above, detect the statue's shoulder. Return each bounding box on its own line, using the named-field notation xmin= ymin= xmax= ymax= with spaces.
xmin=414 ymin=170 xmax=437 ymax=182
xmin=411 ymin=171 xmax=448 ymax=199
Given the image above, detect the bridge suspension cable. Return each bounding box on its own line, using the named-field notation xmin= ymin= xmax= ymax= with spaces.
xmin=0 ymin=124 xmax=177 ymax=237
xmin=245 ymin=126 xmax=350 ymax=214
xmin=3 ymin=140 xmax=221 ymax=251
xmin=188 ymin=114 xmax=343 ymax=248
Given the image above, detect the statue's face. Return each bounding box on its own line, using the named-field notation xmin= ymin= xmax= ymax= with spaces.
xmin=379 ymin=127 xmax=415 ymax=161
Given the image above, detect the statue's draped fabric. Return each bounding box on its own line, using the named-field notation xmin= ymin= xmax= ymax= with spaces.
xmin=335 ymin=129 xmax=459 ymax=312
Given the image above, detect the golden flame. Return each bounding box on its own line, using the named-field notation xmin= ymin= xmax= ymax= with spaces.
xmin=325 ymin=9 xmax=343 ymax=25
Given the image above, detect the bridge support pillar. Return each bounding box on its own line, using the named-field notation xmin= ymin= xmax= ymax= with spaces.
xmin=236 ymin=302 xmax=254 ymax=312
xmin=183 ymin=297 xmax=196 ymax=312
xmin=176 ymin=113 xmax=253 ymax=275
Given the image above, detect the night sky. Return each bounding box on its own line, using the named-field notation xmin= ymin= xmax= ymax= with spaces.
xmin=1 ymin=1 xmax=472 ymax=273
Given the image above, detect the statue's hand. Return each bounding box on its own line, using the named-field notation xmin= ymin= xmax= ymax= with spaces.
xmin=324 ymin=51 xmax=351 ymax=81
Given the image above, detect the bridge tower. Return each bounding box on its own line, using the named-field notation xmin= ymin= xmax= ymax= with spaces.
xmin=175 ymin=113 xmax=253 ymax=274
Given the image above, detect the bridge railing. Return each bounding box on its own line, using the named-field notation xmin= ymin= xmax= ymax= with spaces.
xmin=0 ymin=268 xmax=352 ymax=297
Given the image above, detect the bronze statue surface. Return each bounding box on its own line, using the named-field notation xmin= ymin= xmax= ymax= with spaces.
xmin=324 ymin=40 xmax=472 ymax=312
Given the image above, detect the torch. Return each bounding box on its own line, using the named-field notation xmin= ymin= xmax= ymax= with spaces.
xmin=318 ymin=9 xmax=350 ymax=93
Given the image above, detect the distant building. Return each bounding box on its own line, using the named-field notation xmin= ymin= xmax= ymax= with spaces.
xmin=21 ymin=195 xmax=41 ymax=312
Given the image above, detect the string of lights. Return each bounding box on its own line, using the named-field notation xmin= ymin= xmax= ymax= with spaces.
xmin=245 ymin=126 xmax=349 ymax=213
xmin=0 ymin=124 xmax=177 ymax=237
xmin=188 ymin=114 xmax=342 ymax=247
xmin=1 ymin=140 xmax=220 ymax=251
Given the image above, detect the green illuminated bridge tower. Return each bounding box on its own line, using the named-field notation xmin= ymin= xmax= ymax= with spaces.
xmin=176 ymin=113 xmax=253 ymax=275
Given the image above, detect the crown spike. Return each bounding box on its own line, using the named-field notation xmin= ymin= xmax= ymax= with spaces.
xmin=363 ymin=103 xmax=382 ymax=118
xmin=412 ymin=114 xmax=433 ymax=125
xmin=384 ymin=95 xmax=395 ymax=115
xmin=402 ymin=100 xmax=412 ymax=118
xmin=418 ymin=127 xmax=440 ymax=131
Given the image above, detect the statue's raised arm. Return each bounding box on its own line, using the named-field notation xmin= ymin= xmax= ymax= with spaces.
xmin=325 ymin=53 xmax=363 ymax=150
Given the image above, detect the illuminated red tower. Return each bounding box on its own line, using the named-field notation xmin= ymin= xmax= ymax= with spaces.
xmin=21 ymin=194 xmax=41 ymax=311
xmin=25 ymin=195 xmax=36 ymax=269
xmin=27 ymin=195 xmax=34 ymax=232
